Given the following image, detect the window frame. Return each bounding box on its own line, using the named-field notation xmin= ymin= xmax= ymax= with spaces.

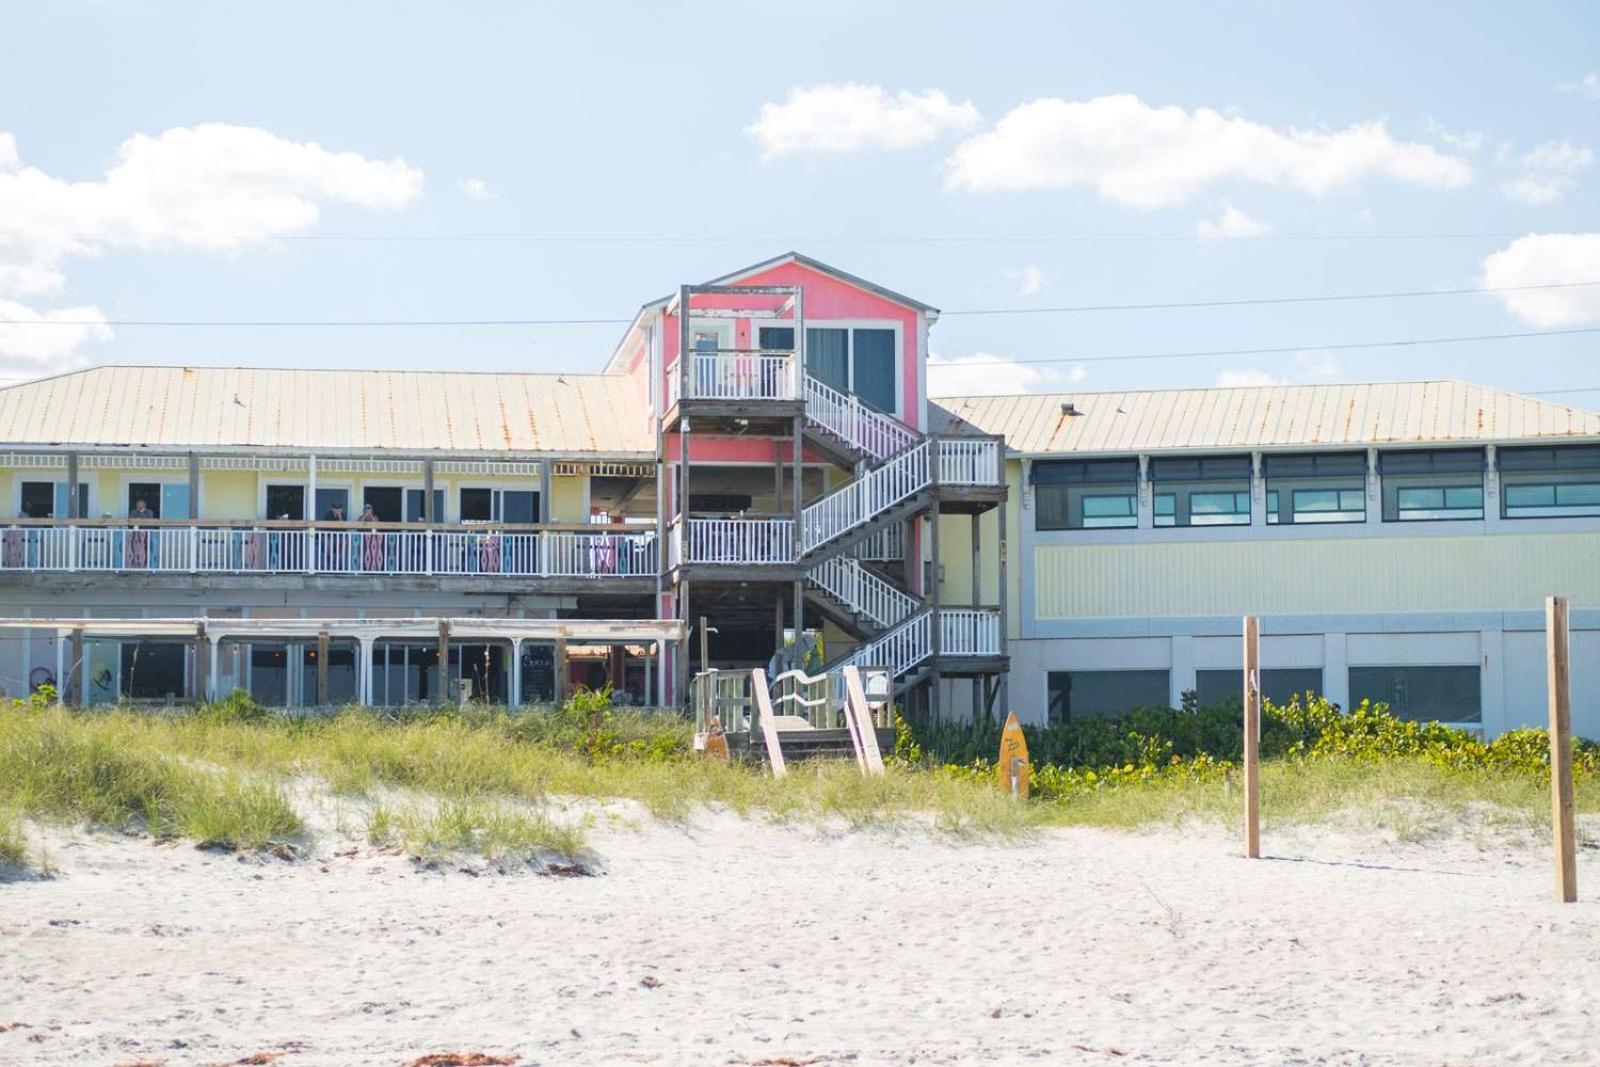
xmin=760 ymin=319 xmax=904 ymax=419
xmin=1347 ymin=664 xmax=1482 ymax=724
xmin=1045 ymin=668 xmax=1172 ymax=723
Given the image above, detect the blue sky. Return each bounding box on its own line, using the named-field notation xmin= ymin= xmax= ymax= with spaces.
xmin=1 ymin=1 xmax=1598 ymax=403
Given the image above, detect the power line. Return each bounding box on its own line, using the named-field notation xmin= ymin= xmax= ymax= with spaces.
xmin=15 ymin=229 xmax=1564 ymax=244
xmin=939 ymin=326 xmax=1600 ymax=368
xmin=3 ymin=280 xmax=1598 ymax=328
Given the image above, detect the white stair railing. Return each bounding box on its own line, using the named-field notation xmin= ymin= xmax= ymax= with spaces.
xmin=836 ymin=608 xmax=933 ymax=678
xmin=807 ymin=556 xmax=918 ymax=631
xmin=802 ymin=374 xmax=918 ymax=462
xmin=936 ymin=437 xmax=1002 ymax=486
xmin=938 ymin=608 xmax=1004 ymax=657
xmin=800 ymin=439 xmax=930 ymax=554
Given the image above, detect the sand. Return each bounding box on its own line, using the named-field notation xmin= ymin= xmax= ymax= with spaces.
xmin=2 ymin=806 xmax=1598 ymax=1066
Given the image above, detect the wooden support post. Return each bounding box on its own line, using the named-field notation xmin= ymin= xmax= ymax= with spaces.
xmin=316 ymin=630 xmax=330 ymax=707
xmin=190 ymin=623 xmax=203 ymax=704
xmin=675 ymin=581 xmax=690 ymax=709
xmin=698 ymin=615 xmax=710 ymax=679
xmin=997 ymin=507 xmax=1009 ymax=721
xmin=436 ymin=620 xmax=450 ymax=705
xmin=65 ymin=452 xmax=80 ymax=519
xmin=1243 ymin=615 xmax=1261 ymax=859
xmin=1548 ymin=595 xmax=1578 ymax=903
xmin=187 ymin=452 xmax=201 ymax=518
xmin=422 ymin=460 xmax=436 ymax=522
xmin=791 ymin=413 xmax=803 ymax=564
xmin=554 ymin=628 xmax=569 ymax=705
xmin=68 ymin=626 xmax=84 ymax=706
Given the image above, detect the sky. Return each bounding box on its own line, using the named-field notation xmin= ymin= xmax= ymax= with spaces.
xmin=1 ymin=1 xmax=1598 ymax=405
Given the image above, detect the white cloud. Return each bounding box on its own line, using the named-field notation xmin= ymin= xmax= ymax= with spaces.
xmin=1556 ymin=73 xmax=1600 ymax=101
xmin=0 ymin=301 xmax=111 ymax=374
xmin=943 ymin=94 xmax=1472 ymax=207
xmin=459 ymin=177 xmax=495 ymax=201
xmin=747 ymin=84 xmax=982 ymax=159
xmin=927 ymin=352 xmax=1083 ymax=396
xmin=1003 ymin=264 xmax=1047 ymax=297
xmin=1195 ymin=204 xmax=1271 ymax=239
xmin=1295 ymin=351 xmax=1342 ymax=378
xmin=1424 ymin=117 xmax=1482 ymax=152
xmin=1215 ymin=369 xmax=1289 ymax=388
xmin=1499 ymin=139 xmax=1594 ymax=205
xmin=0 ymin=124 xmax=424 ymax=368
xmin=1481 ymin=233 xmax=1600 ymax=326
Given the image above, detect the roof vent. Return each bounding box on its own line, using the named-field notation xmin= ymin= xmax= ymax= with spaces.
xmin=1060 ymin=401 xmax=1083 ymax=417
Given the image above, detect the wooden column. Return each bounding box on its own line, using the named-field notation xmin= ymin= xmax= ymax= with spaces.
xmin=929 ymin=506 xmax=941 ymax=722
xmin=554 ymin=628 xmax=569 ymax=705
xmin=68 ymin=626 xmax=84 ymax=706
xmin=422 ymin=459 xmax=436 ymax=522
xmin=316 ymin=630 xmax=330 ymax=707
xmin=436 ymin=620 xmax=450 ymax=704
xmin=188 ymin=452 xmax=201 ymax=518
xmin=971 ymin=513 xmax=982 ymax=721
xmin=997 ymin=505 xmax=1009 ymax=721
xmin=65 ymin=452 xmax=80 ymax=518
xmin=539 ymin=460 xmax=552 ymax=524
xmin=1548 ymin=595 xmax=1578 ymax=903
xmin=1243 ymin=615 xmax=1261 ymax=859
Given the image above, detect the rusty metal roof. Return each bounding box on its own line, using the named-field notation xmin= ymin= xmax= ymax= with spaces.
xmin=932 ymin=380 xmax=1600 ymax=456
xmin=0 ymin=365 xmax=655 ymax=457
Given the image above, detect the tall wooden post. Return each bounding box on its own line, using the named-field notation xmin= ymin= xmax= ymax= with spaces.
xmin=436 ymin=620 xmax=450 ymax=705
xmin=68 ymin=626 xmax=84 ymax=706
xmin=554 ymin=628 xmax=569 ymax=705
xmin=1548 ymin=596 xmax=1577 ymax=903
xmin=316 ymin=630 xmax=330 ymax=707
xmin=1243 ymin=615 xmax=1261 ymax=859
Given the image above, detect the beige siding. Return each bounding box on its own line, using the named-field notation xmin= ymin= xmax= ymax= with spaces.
xmin=1035 ymin=532 xmax=1600 ymax=619
xmin=548 ymin=475 xmax=588 ymax=522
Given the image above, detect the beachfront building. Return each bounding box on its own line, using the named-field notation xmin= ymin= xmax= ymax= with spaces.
xmin=0 ymin=252 xmax=1595 ymax=738
xmin=0 ymin=253 xmax=1009 ymax=716
xmin=934 ymin=383 xmax=1600 ymax=739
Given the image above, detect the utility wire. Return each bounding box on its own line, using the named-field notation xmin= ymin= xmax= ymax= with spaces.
xmin=3 ymin=280 xmax=1598 ymax=328
xmin=16 ymin=229 xmax=1568 ymax=244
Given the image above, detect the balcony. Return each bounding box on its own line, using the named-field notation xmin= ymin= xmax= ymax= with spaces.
xmin=0 ymin=521 xmax=657 ymax=580
xmin=664 ymin=351 xmax=801 ymax=430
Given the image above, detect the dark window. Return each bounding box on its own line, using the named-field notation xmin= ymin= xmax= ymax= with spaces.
xmin=689 ymin=493 xmax=753 ymax=514
xmin=315 ymin=487 xmax=350 ymax=522
xmin=1348 ymin=665 xmax=1481 ymax=723
xmin=1034 ymin=459 xmax=1140 ymax=531
xmin=853 ymin=328 xmax=897 ymax=412
xmin=502 ymin=490 xmax=537 ymax=524
xmin=1379 ymin=449 xmax=1484 ymax=521
xmin=249 ymin=644 xmax=290 ymax=706
xmin=120 ymin=641 xmax=187 ymax=701
xmin=806 ymin=327 xmax=849 ymax=392
xmin=1263 ymin=452 xmax=1367 ymax=525
xmin=363 ymin=487 xmax=402 ymax=522
xmin=1194 ymin=668 xmax=1324 ymax=708
xmin=264 ymin=484 xmax=305 ymax=521
xmin=519 ymin=642 xmax=556 ymax=705
xmin=405 ymin=488 xmax=445 ymax=523
xmin=127 ymin=482 xmax=161 ymax=518
xmin=460 ymin=488 xmax=494 ymax=522
xmin=20 ymin=481 xmax=56 ymax=518
xmin=299 ymin=643 xmax=357 ymax=706
xmin=1046 ymin=669 xmax=1170 ymax=723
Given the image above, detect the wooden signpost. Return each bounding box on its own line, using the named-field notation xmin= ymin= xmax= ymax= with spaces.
xmin=1243 ymin=615 xmax=1261 ymax=859
xmin=997 ymin=711 xmax=1030 ymax=799
xmin=1547 ymin=596 xmax=1578 ymax=903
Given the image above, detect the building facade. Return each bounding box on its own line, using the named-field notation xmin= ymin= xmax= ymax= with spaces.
xmin=0 ymin=254 xmax=1594 ymax=737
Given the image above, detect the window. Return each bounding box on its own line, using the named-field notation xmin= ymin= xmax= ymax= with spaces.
xmin=20 ymin=480 xmax=88 ymax=519
xmin=314 ymin=487 xmax=350 ymax=522
xmin=405 ymin=488 xmax=445 ymax=523
xmin=363 ymin=487 xmax=402 ymax=522
xmin=1047 ymin=670 xmax=1170 ymax=722
xmin=1033 ymin=459 xmax=1139 ymax=531
xmin=1379 ymin=449 xmax=1484 ymax=521
xmin=761 ymin=325 xmax=899 ymax=414
xmin=1348 ymin=665 xmax=1481 ymax=723
xmin=1500 ymin=445 xmax=1600 ymax=519
xmin=120 ymin=641 xmax=187 ymax=700
xmin=264 ymin=484 xmax=305 ymax=521
xmin=1194 ymin=668 xmax=1323 ymax=708
xmin=459 ymin=488 xmax=539 ymax=523
xmin=127 ymin=482 xmax=161 ymax=518
xmin=1263 ymin=452 xmax=1367 ymax=524
xmin=1149 ymin=455 xmax=1251 ymax=527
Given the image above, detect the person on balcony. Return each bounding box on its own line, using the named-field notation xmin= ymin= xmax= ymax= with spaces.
xmin=127 ymin=497 xmax=155 ymax=568
xmin=358 ymin=503 xmax=384 ymax=571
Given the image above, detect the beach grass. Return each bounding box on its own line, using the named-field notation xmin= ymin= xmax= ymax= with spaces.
xmin=1 ymin=702 xmax=1589 ymax=860
xmin=0 ymin=809 xmax=28 ymax=870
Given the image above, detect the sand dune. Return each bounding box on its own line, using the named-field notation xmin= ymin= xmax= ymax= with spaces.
xmin=2 ymin=809 xmax=1597 ymax=1065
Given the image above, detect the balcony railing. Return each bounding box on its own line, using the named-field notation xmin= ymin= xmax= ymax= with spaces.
xmin=667 ymin=350 xmax=798 ymax=408
xmin=936 ymin=436 xmax=1005 ymax=487
xmin=0 ymin=521 xmax=657 ymax=579
xmin=669 ymin=517 xmax=795 ymax=566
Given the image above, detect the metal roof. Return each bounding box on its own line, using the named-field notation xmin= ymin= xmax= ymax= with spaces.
xmin=932 ymin=380 xmax=1600 ymax=456
xmin=0 ymin=365 xmax=655 ymax=457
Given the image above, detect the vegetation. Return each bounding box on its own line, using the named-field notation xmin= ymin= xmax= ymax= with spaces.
xmin=0 ymin=686 xmax=1592 ymax=866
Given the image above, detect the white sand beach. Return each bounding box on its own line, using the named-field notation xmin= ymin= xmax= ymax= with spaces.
xmin=2 ymin=810 xmax=1597 ymax=1066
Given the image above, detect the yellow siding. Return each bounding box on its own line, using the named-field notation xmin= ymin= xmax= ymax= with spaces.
xmin=202 ymin=470 xmax=257 ymax=519
xmin=1035 ymin=532 xmax=1600 ymax=619
xmin=549 ymin=475 xmax=587 ymax=522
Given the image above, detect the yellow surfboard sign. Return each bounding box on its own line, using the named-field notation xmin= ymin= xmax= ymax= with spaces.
xmin=703 ymin=716 xmax=731 ymax=762
xmin=997 ymin=711 xmax=1030 ymax=799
